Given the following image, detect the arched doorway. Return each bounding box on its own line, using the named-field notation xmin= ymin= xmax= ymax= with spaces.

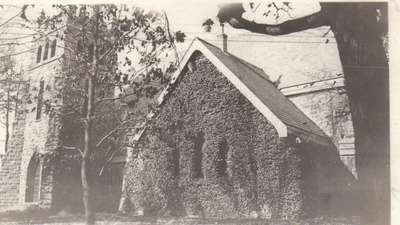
xmin=25 ymin=156 xmax=42 ymax=202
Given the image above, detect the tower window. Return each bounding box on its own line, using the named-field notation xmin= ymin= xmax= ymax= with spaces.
xmin=50 ymin=39 xmax=57 ymax=57
xmin=36 ymin=46 xmax=42 ymax=63
xmin=36 ymin=81 xmax=44 ymax=120
xmin=43 ymin=42 xmax=49 ymax=61
xmin=192 ymin=132 xmax=204 ymax=178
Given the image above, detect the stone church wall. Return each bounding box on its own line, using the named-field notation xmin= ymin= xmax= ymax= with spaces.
xmin=0 ymin=38 xmax=64 ymax=211
xmin=0 ymin=85 xmax=28 ymax=210
xmin=124 ymin=53 xmax=356 ymax=219
xmin=281 ymin=80 xmax=357 ymax=178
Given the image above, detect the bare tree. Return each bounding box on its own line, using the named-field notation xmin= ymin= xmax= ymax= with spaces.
xmin=22 ymin=4 xmax=183 ymax=224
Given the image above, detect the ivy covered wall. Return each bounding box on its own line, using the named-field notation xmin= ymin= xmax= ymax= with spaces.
xmin=123 ymin=53 xmax=356 ymax=219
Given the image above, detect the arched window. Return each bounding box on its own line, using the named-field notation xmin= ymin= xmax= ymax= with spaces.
xmin=216 ymin=138 xmax=228 ymax=177
xmin=36 ymin=46 xmax=42 ymax=63
xmin=36 ymin=80 xmax=44 ymax=120
xmin=192 ymin=132 xmax=204 ymax=178
xmin=50 ymin=39 xmax=57 ymax=57
xmin=25 ymin=156 xmax=41 ymax=202
xmin=43 ymin=42 xmax=49 ymax=61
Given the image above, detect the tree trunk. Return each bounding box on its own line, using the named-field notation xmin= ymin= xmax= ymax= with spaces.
xmin=218 ymin=2 xmax=390 ymax=224
xmin=325 ymin=3 xmax=390 ymax=224
xmin=81 ymin=6 xmax=100 ymax=225
xmin=82 ymin=69 xmax=96 ymax=224
xmin=81 ymin=144 xmax=94 ymax=224
xmin=82 ymin=24 xmax=98 ymax=225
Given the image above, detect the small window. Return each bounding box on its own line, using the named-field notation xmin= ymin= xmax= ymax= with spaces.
xmin=216 ymin=139 xmax=228 ymax=177
xmin=50 ymin=39 xmax=57 ymax=57
xmin=25 ymin=156 xmax=41 ymax=202
xmin=43 ymin=42 xmax=49 ymax=61
xmin=192 ymin=132 xmax=204 ymax=178
xmin=36 ymin=81 xmax=44 ymax=120
xmin=36 ymin=46 xmax=42 ymax=63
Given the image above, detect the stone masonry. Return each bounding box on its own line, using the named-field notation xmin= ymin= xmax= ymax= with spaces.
xmin=280 ymin=78 xmax=357 ymax=178
xmin=124 ymin=53 xmax=357 ymax=219
xmin=0 ymin=37 xmax=64 ymax=211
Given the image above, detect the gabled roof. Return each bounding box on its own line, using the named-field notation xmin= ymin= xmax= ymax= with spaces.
xmin=158 ymin=38 xmax=332 ymax=146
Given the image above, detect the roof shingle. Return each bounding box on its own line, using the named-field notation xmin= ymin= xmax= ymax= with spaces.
xmin=198 ymin=38 xmax=327 ymax=139
xmin=156 ymin=38 xmax=331 ymax=146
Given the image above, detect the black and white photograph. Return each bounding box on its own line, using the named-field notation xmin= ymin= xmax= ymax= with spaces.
xmin=0 ymin=1 xmax=396 ymax=225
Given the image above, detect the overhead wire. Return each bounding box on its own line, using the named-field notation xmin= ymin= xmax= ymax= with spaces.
xmin=0 ymin=34 xmax=37 ymax=40
xmin=181 ymin=37 xmax=337 ymax=44
xmin=183 ymin=31 xmax=334 ymax=38
xmin=0 ymin=39 xmax=35 ymax=46
xmin=0 ymin=9 xmax=385 ymax=70
xmin=0 ymin=10 xmax=22 ymax=28
xmin=0 ymin=48 xmax=35 ymax=59
xmin=0 ymin=32 xmax=337 ymax=48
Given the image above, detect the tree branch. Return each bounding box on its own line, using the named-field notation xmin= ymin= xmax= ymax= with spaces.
xmin=96 ymin=117 xmax=139 ymax=148
xmin=96 ymin=126 xmax=137 ymax=148
xmin=221 ymin=6 xmax=329 ymax=36
xmin=62 ymin=145 xmax=83 ymax=156
xmin=98 ymin=145 xmax=123 ymax=176
xmin=164 ymin=11 xmax=179 ymax=65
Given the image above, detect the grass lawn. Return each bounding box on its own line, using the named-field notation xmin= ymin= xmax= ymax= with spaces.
xmin=0 ymin=210 xmax=360 ymax=225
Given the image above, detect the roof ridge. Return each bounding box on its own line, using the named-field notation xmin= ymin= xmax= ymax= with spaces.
xmin=229 ymin=54 xmax=271 ymax=82
xmin=196 ymin=38 xmax=272 ymax=83
xmin=157 ymin=37 xmax=331 ymax=146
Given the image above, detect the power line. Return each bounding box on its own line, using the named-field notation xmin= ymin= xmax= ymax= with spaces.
xmin=175 ymin=23 xmax=331 ymax=32
xmin=175 ymin=23 xmax=329 ymax=28
xmin=0 ymin=48 xmax=35 ymax=58
xmin=0 ymin=45 xmax=386 ymax=72
xmin=0 ymin=25 xmax=64 ymax=47
xmin=182 ymin=37 xmax=336 ymax=44
xmin=0 ymin=32 xmax=36 ymax=35
xmin=0 ymin=31 xmax=336 ymax=47
xmin=0 ymin=9 xmax=22 ymax=28
xmin=279 ymin=75 xmax=344 ymax=90
xmin=0 ymin=39 xmax=35 ymax=46
xmin=0 ymin=34 xmax=35 ymax=41
xmin=183 ymin=31 xmax=334 ymax=38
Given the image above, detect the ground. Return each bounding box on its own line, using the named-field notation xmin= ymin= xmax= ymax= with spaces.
xmin=0 ymin=210 xmax=360 ymax=225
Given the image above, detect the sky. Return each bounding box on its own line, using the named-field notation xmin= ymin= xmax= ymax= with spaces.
xmin=0 ymin=2 xmax=339 ymax=86
xmin=131 ymin=1 xmax=341 ymax=86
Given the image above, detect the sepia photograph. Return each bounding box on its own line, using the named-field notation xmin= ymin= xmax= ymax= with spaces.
xmin=0 ymin=1 xmax=396 ymax=225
